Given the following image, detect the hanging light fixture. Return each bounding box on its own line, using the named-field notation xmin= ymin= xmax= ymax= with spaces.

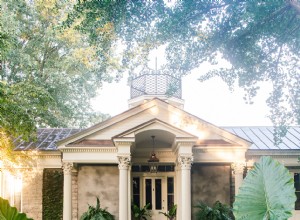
xmin=148 ymin=136 xmax=159 ymax=173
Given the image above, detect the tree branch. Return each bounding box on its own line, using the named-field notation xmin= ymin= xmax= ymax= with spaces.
xmin=171 ymin=2 xmax=236 ymax=34
xmin=288 ymin=0 xmax=300 ymax=14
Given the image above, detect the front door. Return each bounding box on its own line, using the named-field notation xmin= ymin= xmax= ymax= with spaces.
xmin=145 ymin=177 xmax=164 ymax=219
xmin=132 ymin=176 xmax=175 ymax=220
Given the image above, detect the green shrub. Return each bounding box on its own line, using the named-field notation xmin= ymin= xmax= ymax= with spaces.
xmin=159 ymin=204 xmax=177 ymax=220
xmin=131 ymin=203 xmax=151 ymax=220
xmin=80 ymin=197 xmax=115 ymax=220
xmin=194 ymin=201 xmax=232 ymax=220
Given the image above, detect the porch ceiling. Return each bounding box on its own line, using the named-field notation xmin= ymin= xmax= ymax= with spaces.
xmin=135 ymin=129 xmax=175 ymax=149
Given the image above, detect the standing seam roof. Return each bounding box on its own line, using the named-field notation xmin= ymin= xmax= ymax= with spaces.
xmin=13 ymin=126 xmax=300 ymax=151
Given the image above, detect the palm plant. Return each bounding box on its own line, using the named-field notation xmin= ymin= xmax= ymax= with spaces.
xmin=80 ymin=197 xmax=115 ymax=220
xmin=159 ymin=204 xmax=177 ymax=220
xmin=131 ymin=203 xmax=151 ymax=220
xmin=194 ymin=201 xmax=232 ymax=220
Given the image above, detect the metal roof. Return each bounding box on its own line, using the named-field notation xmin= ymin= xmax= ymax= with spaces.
xmin=14 ymin=128 xmax=81 ymax=151
xmin=13 ymin=126 xmax=300 ymax=151
xmin=224 ymin=126 xmax=300 ymax=150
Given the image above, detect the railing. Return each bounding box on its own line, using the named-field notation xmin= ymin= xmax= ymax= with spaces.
xmin=129 ymin=70 xmax=182 ymax=99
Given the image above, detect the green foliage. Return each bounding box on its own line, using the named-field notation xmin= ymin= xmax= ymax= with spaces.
xmin=42 ymin=169 xmax=63 ymax=220
xmin=80 ymin=197 xmax=115 ymax=220
xmin=194 ymin=201 xmax=232 ymax=220
xmin=0 ymin=197 xmax=33 ymax=220
xmin=131 ymin=203 xmax=151 ymax=220
xmin=0 ymin=0 xmax=111 ymax=146
xmin=159 ymin=204 xmax=177 ymax=220
xmin=0 ymin=31 xmax=9 ymax=60
xmin=233 ymin=156 xmax=296 ymax=220
xmin=68 ymin=0 xmax=300 ymax=130
xmin=0 ymin=81 xmax=55 ymax=140
xmin=0 ymin=79 xmax=60 ymax=163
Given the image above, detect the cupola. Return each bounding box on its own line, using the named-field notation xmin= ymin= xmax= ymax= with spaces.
xmin=128 ymin=66 xmax=184 ymax=109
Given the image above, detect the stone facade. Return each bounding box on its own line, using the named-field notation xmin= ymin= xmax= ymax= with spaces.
xmin=77 ymin=165 xmax=119 ymax=219
xmin=22 ymin=169 xmax=43 ymax=220
xmin=191 ymin=164 xmax=231 ymax=219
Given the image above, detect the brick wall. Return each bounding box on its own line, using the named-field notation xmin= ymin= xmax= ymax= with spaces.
xmin=22 ymin=169 xmax=43 ymax=220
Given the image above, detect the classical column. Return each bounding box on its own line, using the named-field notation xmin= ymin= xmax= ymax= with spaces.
xmin=118 ymin=155 xmax=131 ymax=220
xmin=178 ymin=155 xmax=193 ymax=220
xmin=63 ymin=162 xmax=73 ymax=220
xmin=127 ymin=166 xmax=132 ymax=220
xmin=232 ymin=162 xmax=245 ymax=195
xmin=175 ymin=163 xmax=182 ymax=220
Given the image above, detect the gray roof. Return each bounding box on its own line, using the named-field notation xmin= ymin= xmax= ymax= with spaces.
xmin=14 ymin=128 xmax=81 ymax=151
xmin=224 ymin=126 xmax=300 ymax=150
xmin=13 ymin=126 xmax=300 ymax=151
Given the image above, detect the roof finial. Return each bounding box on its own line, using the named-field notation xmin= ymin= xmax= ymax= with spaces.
xmin=155 ymin=56 xmax=158 ymax=74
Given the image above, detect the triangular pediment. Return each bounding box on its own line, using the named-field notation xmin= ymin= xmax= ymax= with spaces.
xmin=58 ymin=98 xmax=251 ymax=149
xmin=113 ymin=119 xmax=197 ymax=139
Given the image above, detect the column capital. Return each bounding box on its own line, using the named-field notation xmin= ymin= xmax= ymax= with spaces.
xmin=62 ymin=162 xmax=73 ymax=174
xmin=231 ymin=162 xmax=246 ymax=174
xmin=178 ymin=154 xmax=193 ymax=169
xmin=118 ymin=155 xmax=131 ymax=170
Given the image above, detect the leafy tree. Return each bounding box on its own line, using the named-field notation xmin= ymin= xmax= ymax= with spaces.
xmin=233 ymin=156 xmax=296 ymax=220
xmin=0 ymin=0 xmax=113 ymax=165
xmin=0 ymin=0 xmax=111 ymax=147
xmin=68 ymin=0 xmax=300 ymax=137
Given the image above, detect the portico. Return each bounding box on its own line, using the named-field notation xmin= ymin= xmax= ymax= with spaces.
xmin=57 ymin=97 xmax=250 ymax=220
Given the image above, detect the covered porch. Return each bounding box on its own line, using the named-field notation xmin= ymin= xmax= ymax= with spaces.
xmin=58 ymin=110 xmax=250 ymax=220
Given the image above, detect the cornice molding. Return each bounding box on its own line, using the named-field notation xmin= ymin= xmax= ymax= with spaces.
xmin=33 ymin=154 xmax=61 ymax=159
xmin=60 ymin=148 xmax=117 ymax=153
xmin=247 ymin=155 xmax=299 ymax=159
xmin=176 ymin=141 xmax=197 ymax=146
xmin=193 ymin=146 xmax=247 ymax=153
xmin=114 ymin=141 xmax=134 ymax=146
xmin=113 ymin=138 xmax=135 ymax=147
xmin=247 ymin=150 xmax=300 ymax=156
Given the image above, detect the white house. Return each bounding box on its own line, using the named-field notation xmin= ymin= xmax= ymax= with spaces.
xmin=1 ymin=73 xmax=300 ymax=220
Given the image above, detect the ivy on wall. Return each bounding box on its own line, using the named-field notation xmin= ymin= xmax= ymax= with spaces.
xmin=42 ymin=169 xmax=63 ymax=220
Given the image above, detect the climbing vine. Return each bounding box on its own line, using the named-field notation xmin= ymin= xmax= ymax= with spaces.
xmin=42 ymin=169 xmax=63 ymax=220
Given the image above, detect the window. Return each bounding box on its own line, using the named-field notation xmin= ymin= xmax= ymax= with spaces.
xmin=132 ymin=165 xmax=175 ymax=172
xmin=1 ymin=171 xmax=22 ymax=211
xmin=167 ymin=177 xmax=174 ymax=210
xmin=155 ymin=179 xmax=162 ymax=210
xmin=132 ymin=177 xmax=140 ymax=207
xmin=145 ymin=179 xmax=152 ymax=209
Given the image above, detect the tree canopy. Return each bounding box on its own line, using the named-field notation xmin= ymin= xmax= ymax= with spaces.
xmin=67 ymin=0 xmax=300 ymax=138
xmin=0 ymin=0 xmax=110 ymax=144
xmin=1 ymin=0 xmax=299 ymax=148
